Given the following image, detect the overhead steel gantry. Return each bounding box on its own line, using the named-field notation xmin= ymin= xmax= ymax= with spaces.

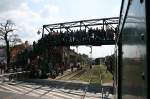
xmin=39 ymin=17 xmax=119 ymax=46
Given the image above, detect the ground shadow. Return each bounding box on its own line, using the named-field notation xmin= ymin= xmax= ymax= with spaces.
xmin=17 ymin=78 xmax=114 ymax=94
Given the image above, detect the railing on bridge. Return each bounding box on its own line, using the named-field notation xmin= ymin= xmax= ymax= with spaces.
xmin=38 ymin=17 xmax=119 ymax=46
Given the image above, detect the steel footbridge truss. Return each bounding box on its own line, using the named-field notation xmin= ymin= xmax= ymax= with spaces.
xmin=38 ymin=17 xmax=119 ymax=46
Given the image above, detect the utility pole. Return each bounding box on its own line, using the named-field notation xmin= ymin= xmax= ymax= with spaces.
xmin=76 ymin=46 xmax=78 ymax=69
xmin=90 ymin=46 xmax=92 ymax=69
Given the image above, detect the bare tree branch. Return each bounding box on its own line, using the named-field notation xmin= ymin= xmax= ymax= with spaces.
xmin=0 ymin=19 xmax=21 ymax=69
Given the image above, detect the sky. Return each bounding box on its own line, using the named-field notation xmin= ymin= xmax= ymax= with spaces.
xmin=0 ymin=0 xmax=121 ymax=58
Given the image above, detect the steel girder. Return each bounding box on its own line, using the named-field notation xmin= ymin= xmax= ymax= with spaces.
xmin=39 ymin=17 xmax=119 ymax=46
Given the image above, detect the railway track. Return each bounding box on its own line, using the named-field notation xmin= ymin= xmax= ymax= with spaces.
xmin=56 ymin=69 xmax=86 ymax=80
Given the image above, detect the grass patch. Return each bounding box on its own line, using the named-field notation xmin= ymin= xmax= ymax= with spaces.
xmin=71 ymin=64 xmax=113 ymax=85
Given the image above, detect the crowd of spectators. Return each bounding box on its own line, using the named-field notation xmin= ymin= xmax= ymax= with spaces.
xmin=41 ymin=27 xmax=116 ymax=45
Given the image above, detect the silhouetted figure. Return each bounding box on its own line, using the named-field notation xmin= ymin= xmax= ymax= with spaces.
xmin=90 ymin=64 xmax=92 ymax=69
xmin=60 ymin=63 xmax=64 ymax=75
xmin=0 ymin=62 xmax=2 ymax=74
xmin=70 ymin=62 xmax=73 ymax=72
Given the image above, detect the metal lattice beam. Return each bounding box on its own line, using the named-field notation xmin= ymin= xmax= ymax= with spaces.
xmin=42 ymin=17 xmax=119 ymax=36
xmin=38 ymin=17 xmax=119 ymax=46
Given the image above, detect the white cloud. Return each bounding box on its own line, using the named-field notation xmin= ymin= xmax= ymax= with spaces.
xmin=31 ymin=0 xmax=43 ymax=3
xmin=0 ymin=2 xmax=60 ymax=44
xmin=0 ymin=0 xmax=23 ymax=12
xmin=39 ymin=4 xmax=59 ymax=18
